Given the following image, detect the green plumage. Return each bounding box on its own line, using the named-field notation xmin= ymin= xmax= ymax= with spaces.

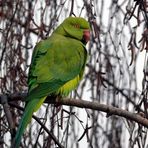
xmin=13 ymin=17 xmax=90 ymax=147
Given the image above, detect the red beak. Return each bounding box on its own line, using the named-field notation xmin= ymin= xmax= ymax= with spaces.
xmin=83 ymin=29 xmax=90 ymax=43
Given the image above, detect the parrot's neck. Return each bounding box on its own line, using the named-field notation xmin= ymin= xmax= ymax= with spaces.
xmin=54 ymin=24 xmax=86 ymax=46
xmin=54 ymin=26 xmax=67 ymax=36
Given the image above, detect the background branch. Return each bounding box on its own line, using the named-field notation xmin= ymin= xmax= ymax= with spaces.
xmin=9 ymin=102 xmax=64 ymax=148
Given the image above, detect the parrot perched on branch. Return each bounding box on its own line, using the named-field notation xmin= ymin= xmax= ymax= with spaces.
xmin=13 ymin=17 xmax=90 ymax=147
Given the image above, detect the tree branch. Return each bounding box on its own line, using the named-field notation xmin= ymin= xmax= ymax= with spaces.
xmin=0 ymin=93 xmax=148 ymax=128
xmin=54 ymin=98 xmax=148 ymax=126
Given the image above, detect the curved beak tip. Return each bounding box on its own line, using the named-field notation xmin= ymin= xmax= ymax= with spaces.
xmin=83 ymin=30 xmax=90 ymax=43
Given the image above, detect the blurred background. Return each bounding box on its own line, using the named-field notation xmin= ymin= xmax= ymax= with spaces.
xmin=0 ymin=0 xmax=148 ymax=147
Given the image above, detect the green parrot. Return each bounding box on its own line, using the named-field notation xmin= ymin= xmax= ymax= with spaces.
xmin=13 ymin=17 xmax=90 ymax=147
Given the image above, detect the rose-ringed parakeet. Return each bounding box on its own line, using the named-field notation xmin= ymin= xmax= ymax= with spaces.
xmin=13 ymin=17 xmax=90 ymax=147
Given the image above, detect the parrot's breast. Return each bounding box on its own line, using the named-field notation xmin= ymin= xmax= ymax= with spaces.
xmin=57 ymin=74 xmax=80 ymax=96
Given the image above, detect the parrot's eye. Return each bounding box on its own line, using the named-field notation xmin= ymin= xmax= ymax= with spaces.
xmin=72 ymin=24 xmax=80 ymax=29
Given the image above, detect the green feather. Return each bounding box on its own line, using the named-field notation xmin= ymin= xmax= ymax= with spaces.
xmin=13 ymin=16 xmax=90 ymax=147
xmin=14 ymin=97 xmax=46 ymax=148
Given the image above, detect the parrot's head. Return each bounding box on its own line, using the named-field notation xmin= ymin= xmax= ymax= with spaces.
xmin=56 ymin=17 xmax=91 ymax=44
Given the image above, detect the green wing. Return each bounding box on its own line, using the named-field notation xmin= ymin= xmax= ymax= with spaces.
xmin=27 ymin=33 xmax=86 ymax=99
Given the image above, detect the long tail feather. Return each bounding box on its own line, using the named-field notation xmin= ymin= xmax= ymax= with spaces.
xmin=12 ymin=97 xmax=46 ymax=148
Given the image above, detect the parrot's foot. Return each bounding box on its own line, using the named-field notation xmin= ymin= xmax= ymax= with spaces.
xmin=54 ymin=96 xmax=63 ymax=113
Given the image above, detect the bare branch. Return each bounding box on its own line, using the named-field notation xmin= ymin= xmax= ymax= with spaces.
xmin=69 ymin=0 xmax=75 ymax=16
xmin=1 ymin=95 xmax=15 ymax=139
xmin=1 ymin=94 xmax=148 ymax=128
xmin=9 ymin=102 xmax=64 ymax=148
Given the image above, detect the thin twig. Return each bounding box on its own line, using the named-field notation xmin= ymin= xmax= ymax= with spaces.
xmin=9 ymin=102 xmax=64 ymax=148
xmin=69 ymin=0 xmax=74 ymax=16
xmin=1 ymin=95 xmax=15 ymax=139
xmin=0 ymin=0 xmax=20 ymax=65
